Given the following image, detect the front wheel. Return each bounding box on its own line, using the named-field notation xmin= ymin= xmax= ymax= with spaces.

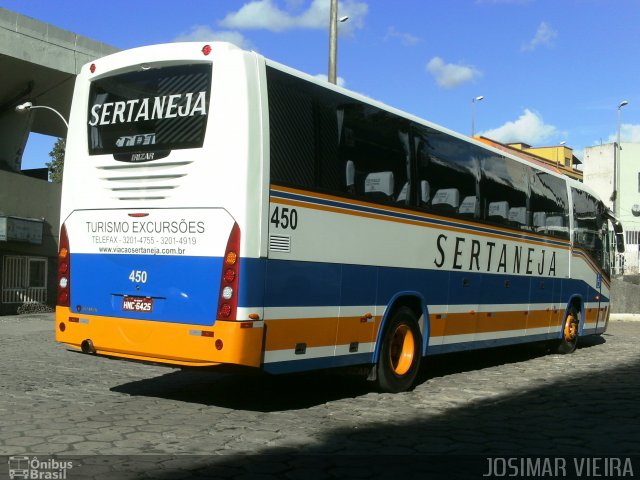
xmin=555 ymin=307 xmax=579 ymax=354
xmin=375 ymin=307 xmax=422 ymax=393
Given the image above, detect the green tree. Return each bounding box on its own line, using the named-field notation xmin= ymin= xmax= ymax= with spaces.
xmin=47 ymin=137 xmax=65 ymax=183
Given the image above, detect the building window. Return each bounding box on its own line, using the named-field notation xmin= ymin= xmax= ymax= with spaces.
xmin=28 ymin=258 xmax=47 ymax=288
xmin=1 ymin=256 xmax=48 ymax=304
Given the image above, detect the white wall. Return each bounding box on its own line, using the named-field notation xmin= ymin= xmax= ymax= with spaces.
xmin=584 ymin=143 xmax=640 ymax=275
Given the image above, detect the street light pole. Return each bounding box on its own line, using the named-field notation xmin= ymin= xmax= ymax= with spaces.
xmin=471 ymin=96 xmax=484 ymax=137
xmin=328 ymin=0 xmax=348 ymax=85
xmin=15 ymin=101 xmax=69 ymax=129
xmin=614 ymin=100 xmax=629 ymax=217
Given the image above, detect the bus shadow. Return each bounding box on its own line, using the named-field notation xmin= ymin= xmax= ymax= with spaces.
xmin=112 ymin=336 xmax=605 ymax=412
xmin=420 ymin=335 xmax=605 ymax=382
xmin=112 ymin=368 xmax=372 ymax=412
xmin=117 ymin=334 xmax=638 ymax=479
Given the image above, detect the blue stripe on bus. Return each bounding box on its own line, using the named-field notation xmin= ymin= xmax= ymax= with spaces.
xmin=427 ymin=332 xmax=558 ymax=355
xmin=239 ymin=258 xmax=607 ymax=309
xmin=70 ymin=252 xmax=606 ymax=326
xmin=262 ymin=352 xmax=373 ymax=374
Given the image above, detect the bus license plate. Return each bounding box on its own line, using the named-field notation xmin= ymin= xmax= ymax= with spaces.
xmin=122 ymin=296 xmax=153 ymax=313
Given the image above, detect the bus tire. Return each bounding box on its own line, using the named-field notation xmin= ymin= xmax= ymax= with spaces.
xmin=555 ymin=307 xmax=579 ymax=354
xmin=375 ymin=306 xmax=422 ymax=393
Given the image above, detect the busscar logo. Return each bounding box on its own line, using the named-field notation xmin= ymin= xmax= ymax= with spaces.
xmin=115 ymin=133 xmax=156 ymax=148
xmin=7 ymin=456 xmax=73 ymax=479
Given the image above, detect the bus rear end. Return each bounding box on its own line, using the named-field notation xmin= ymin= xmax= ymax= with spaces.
xmin=55 ymin=42 xmax=266 ymax=368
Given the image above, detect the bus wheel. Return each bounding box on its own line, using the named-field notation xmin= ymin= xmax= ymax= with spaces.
xmin=555 ymin=307 xmax=579 ymax=354
xmin=375 ymin=307 xmax=422 ymax=393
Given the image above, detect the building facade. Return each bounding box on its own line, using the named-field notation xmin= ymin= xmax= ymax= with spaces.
xmin=583 ymin=143 xmax=640 ymax=277
xmin=0 ymin=170 xmax=61 ymax=314
xmin=507 ymin=142 xmax=583 ymax=182
xmin=474 ymin=137 xmax=583 ymax=182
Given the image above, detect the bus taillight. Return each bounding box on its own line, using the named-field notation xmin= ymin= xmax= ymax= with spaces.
xmin=217 ymin=223 xmax=240 ymax=320
xmin=57 ymin=224 xmax=70 ymax=307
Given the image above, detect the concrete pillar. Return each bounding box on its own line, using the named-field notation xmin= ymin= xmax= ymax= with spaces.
xmin=0 ymin=107 xmax=33 ymax=172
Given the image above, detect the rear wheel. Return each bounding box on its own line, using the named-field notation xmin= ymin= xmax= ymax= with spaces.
xmin=375 ymin=307 xmax=422 ymax=393
xmin=555 ymin=307 xmax=579 ymax=354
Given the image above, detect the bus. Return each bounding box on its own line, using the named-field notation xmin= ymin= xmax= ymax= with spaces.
xmin=55 ymin=42 xmax=624 ymax=392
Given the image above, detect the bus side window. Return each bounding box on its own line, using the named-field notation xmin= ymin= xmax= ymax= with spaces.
xmin=530 ymin=171 xmax=569 ymax=239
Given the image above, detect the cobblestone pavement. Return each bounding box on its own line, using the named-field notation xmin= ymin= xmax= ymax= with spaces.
xmin=1 ymin=314 xmax=639 ymax=478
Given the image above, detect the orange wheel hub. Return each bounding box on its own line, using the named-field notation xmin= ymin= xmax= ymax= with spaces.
xmin=389 ymin=324 xmax=415 ymax=375
xmin=564 ymin=315 xmax=578 ymax=342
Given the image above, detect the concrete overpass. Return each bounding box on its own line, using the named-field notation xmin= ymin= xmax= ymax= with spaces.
xmin=0 ymin=8 xmax=118 ymax=314
xmin=0 ymin=8 xmax=118 ymax=172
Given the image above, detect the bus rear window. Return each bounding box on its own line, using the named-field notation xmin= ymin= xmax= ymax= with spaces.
xmin=88 ymin=63 xmax=211 ymax=157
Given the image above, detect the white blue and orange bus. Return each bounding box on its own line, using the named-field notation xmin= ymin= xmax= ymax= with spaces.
xmin=55 ymin=42 xmax=624 ymax=392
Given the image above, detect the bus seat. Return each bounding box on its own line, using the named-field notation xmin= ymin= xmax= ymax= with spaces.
xmin=546 ymin=215 xmax=564 ymax=227
xmin=458 ymin=196 xmax=477 ymax=216
xmin=431 ymin=188 xmax=460 ymax=212
xmin=533 ymin=211 xmax=547 ymax=227
xmin=364 ymin=171 xmax=395 ymax=198
xmin=508 ymin=206 xmax=527 ymax=225
xmin=488 ymin=201 xmax=509 ymax=221
xmin=420 ymin=180 xmax=430 ymax=205
xmin=396 ymin=182 xmax=409 ymax=203
xmin=345 ymin=160 xmax=355 ymax=194
xmin=546 ymin=215 xmax=567 ymax=237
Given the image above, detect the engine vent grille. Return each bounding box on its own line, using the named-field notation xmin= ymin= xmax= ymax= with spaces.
xmin=269 ymin=235 xmax=291 ymax=253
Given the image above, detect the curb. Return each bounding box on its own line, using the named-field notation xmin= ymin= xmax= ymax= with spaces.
xmin=610 ymin=314 xmax=640 ymax=322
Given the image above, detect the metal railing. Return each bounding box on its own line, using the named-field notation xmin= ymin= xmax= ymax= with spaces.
xmin=1 ymin=256 xmax=48 ymax=304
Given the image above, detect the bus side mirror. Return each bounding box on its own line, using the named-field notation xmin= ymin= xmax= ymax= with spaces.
xmin=612 ymin=221 xmax=625 ymax=253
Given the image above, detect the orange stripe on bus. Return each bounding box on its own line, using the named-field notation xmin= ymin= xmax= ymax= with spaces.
xmin=335 ymin=316 xmax=381 ymax=344
xmin=264 ymin=317 xmax=339 ymax=350
xmin=264 ymin=316 xmax=382 ymax=351
xmin=429 ymin=309 xmax=563 ymax=337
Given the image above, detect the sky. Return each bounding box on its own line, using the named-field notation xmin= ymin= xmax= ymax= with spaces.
xmin=6 ymin=0 xmax=640 ymax=170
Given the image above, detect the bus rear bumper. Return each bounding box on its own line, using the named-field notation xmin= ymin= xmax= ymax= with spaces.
xmin=55 ymin=307 xmax=264 ymax=368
